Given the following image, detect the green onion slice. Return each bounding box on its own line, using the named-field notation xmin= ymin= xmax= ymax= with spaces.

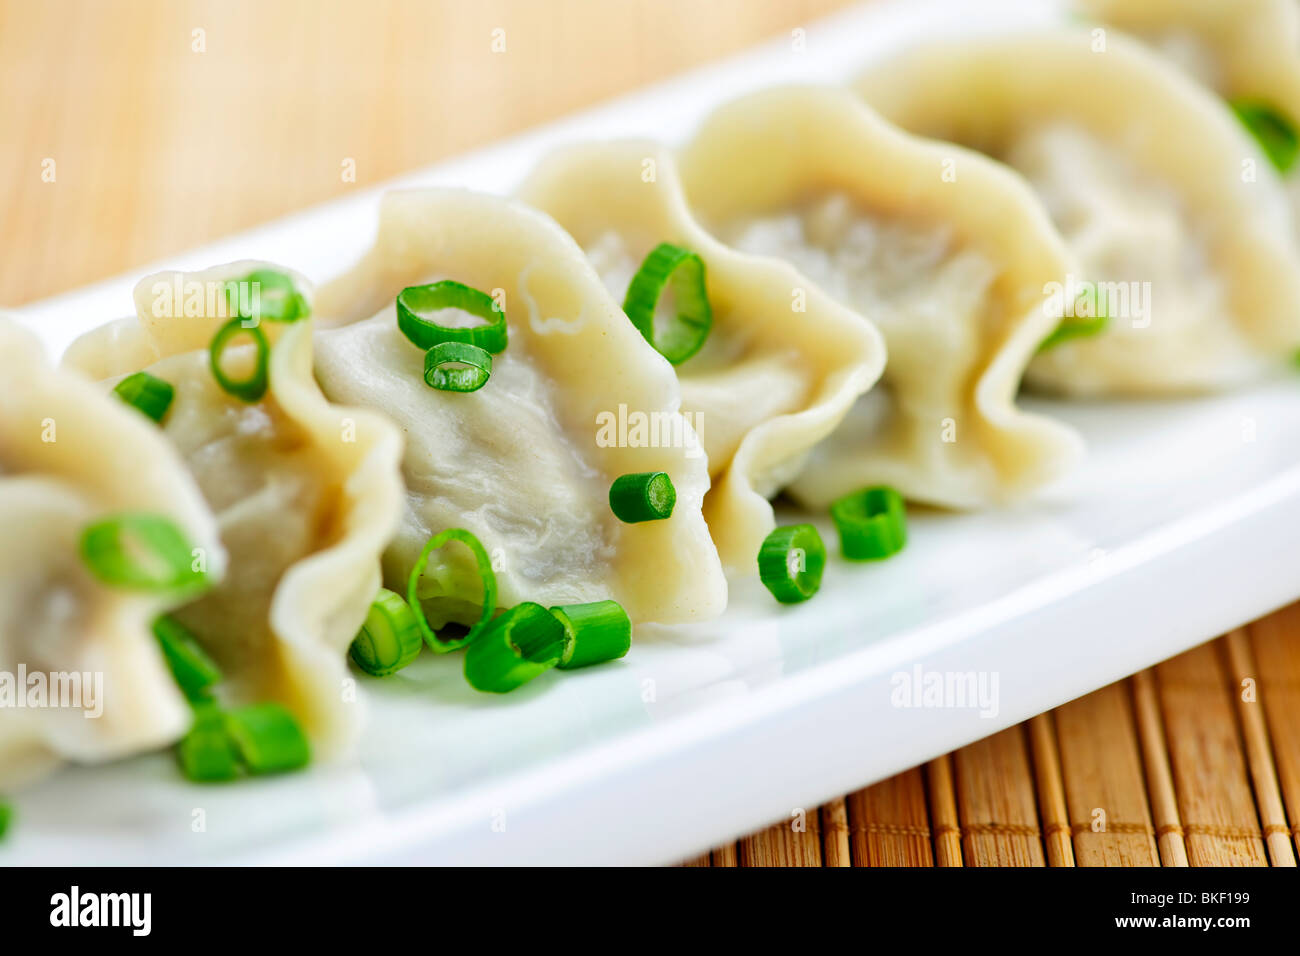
xmin=423 ymin=341 xmax=492 ymax=392
xmin=350 ymin=588 xmax=423 ymax=676
xmin=1231 ymin=98 xmax=1299 ymax=174
xmin=551 ymin=600 xmax=632 ymax=670
xmin=396 ymin=280 xmax=508 ymax=353
xmin=758 ymin=524 xmax=827 ymax=604
xmin=209 ymin=317 xmax=270 ymax=402
xmin=153 ymin=615 xmax=222 ymax=702
xmin=830 ymin=486 xmax=907 ymax=561
xmin=113 ymin=371 xmax=174 ymax=424
xmin=407 ymin=528 xmax=499 ymax=653
xmin=245 ymin=268 xmax=310 ymax=323
xmin=223 ymin=703 xmax=311 ymax=775
xmin=177 ymin=703 xmax=241 ymax=783
xmin=80 ymin=513 xmax=206 ymax=593
xmin=623 ymin=243 xmax=713 ymax=365
xmin=0 ymin=800 xmax=11 ymax=841
xmin=464 ymin=601 xmax=566 ymax=693
xmin=609 ymin=471 xmax=676 ymax=523
xmin=1039 ymin=281 xmax=1109 ymax=352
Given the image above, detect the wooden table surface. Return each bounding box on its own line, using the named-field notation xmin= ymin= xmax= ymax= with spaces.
xmin=6 ymin=0 xmax=1299 ymax=867
xmin=0 ymin=0 xmax=850 ymax=305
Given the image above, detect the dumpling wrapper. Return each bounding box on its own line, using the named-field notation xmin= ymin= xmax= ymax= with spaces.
xmin=517 ymin=141 xmax=885 ymax=571
xmin=677 ymin=85 xmax=1083 ymax=510
xmin=0 ymin=316 xmax=223 ymax=788
xmin=1075 ymin=0 xmax=1300 ymax=174
xmin=855 ymin=29 xmax=1300 ymax=396
xmin=313 ymin=188 xmax=727 ymax=625
xmin=63 ymin=262 xmax=404 ymax=756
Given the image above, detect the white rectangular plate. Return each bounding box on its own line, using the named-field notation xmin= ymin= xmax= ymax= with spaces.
xmin=7 ymin=0 xmax=1298 ymax=866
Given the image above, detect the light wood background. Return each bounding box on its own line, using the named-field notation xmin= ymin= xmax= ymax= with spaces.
xmin=0 ymin=0 xmax=852 ymax=305
xmin=6 ymin=0 xmax=1299 ymax=867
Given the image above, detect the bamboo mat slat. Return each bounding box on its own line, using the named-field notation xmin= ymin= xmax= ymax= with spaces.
xmin=820 ymin=798 xmax=852 ymax=867
xmin=683 ymin=601 xmax=1300 ymax=866
xmin=1132 ymin=669 xmax=1190 ymax=866
xmin=1027 ymin=714 xmax=1075 ymax=867
xmin=737 ymin=809 xmax=823 ymax=867
xmin=710 ymin=843 xmax=740 ymax=868
xmin=1055 ymin=683 xmax=1160 ymax=866
xmin=1223 ymin=630 xmax=1296 ymax=866
xmin=1155 ymin=642 xmax=1269 ymax=866
xmin=846 ymin=769 xmax=934 ymax=866
xmin=1248 ymin=605 xmax=1300 ymax=860
xmin=953 ymin=727 xmax=1046 ymax=867
xmin=925 ymin=756 xmax=963 ymax=866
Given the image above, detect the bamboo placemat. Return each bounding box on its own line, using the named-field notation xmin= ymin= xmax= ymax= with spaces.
xmin=679 ymin=602 xmax=1300 ymax=867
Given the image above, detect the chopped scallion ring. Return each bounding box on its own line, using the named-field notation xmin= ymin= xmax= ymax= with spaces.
xmin=209 ymin=318 xmax=270 ymax=402
xmin=229 ymin=268 xmax=310 ymax=324
xmin=1231 ymin=98 xmax=1299 ymax=174
xmin=396 ymin=280 xmax=508 ymax=353
xmin=177 ymin=703 xmax=240 ymax=783
xmin=623 ymin=242 xmax=713 ymax=364
xmin=80 ymin=513 xmax=206 ymax=593
xmin=758 ymin=524 xmax=826 ymax=604
xmin=222 ymin=703 xmax=311 ymax=775
xmin=1039 ymin=281 xmax=1109 ymax=352
xmin=153 ymin=615 xmax=222 ymax=702
xmin=464 ymin=601 xmax=566 ymax=693
xmin=551 ymin=600 xmax=632 ymax=670
xmin=350 ymin=588 xmax=424 ymax=676
xmin=0 ymin=800 xmax=11 ymax=841
xmin=423 ymin=341 xmax=492 ymax=392
xmin=830 ymin=486 xmax=907 ymax=561
xmin=407 ymin=528 xmax=499 ymax=653
xmin=113 ymin=371 xmax=174 ymax=423
xmin=609 ymin=471 xmax=676 ymax=523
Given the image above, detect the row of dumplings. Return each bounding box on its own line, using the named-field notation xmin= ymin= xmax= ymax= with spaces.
xmin=3 ymin=14 xmax=1300 ymax=793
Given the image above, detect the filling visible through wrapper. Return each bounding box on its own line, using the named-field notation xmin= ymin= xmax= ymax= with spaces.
xmin=718 ymin=192 xmax=999 ymax=482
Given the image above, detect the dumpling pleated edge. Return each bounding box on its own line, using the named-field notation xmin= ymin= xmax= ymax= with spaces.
xmin=677 ymin=84 xmax=1085 ymax=510
xmin=517 ymin=140 xmax=887 ymax=573
xmin=315 ymin=188 xmax=730 ymax=624
xmin=0 ymin=316 xmax=224 ymax=788
xmin=854 ymin=28 xmax=1300 ymax=396
xmin=63 ymin=263 xmax=405 ymax=758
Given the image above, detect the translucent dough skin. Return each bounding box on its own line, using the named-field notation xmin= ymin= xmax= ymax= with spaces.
xmin=855 ymin=30 xmax=1300 ymax=396
xmin=677 ymin=85 xmax=1083 ymax=510
xmin=314 ymin=189 xmax=728 ymax=622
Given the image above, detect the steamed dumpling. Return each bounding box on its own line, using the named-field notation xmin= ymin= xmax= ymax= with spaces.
xmin=517 ymin=141 xmax=885 ymax=570
xmin=1076 ymin=0 xmax=1300 ymax=224
xmin=0 ymin=317 xmax=223 ymax=788
xmin=1074 ymin=1 xmax=1300 ymax=176
xmin=677 ymin=85 xmax=1083 ymax=510
xmin=313 ymin=188 xmax=728 ymax=625
xmin=855 ymin=29 xmax=1300 ymax=396
xmin=63 ymin=263 xmax=404 ymax=755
